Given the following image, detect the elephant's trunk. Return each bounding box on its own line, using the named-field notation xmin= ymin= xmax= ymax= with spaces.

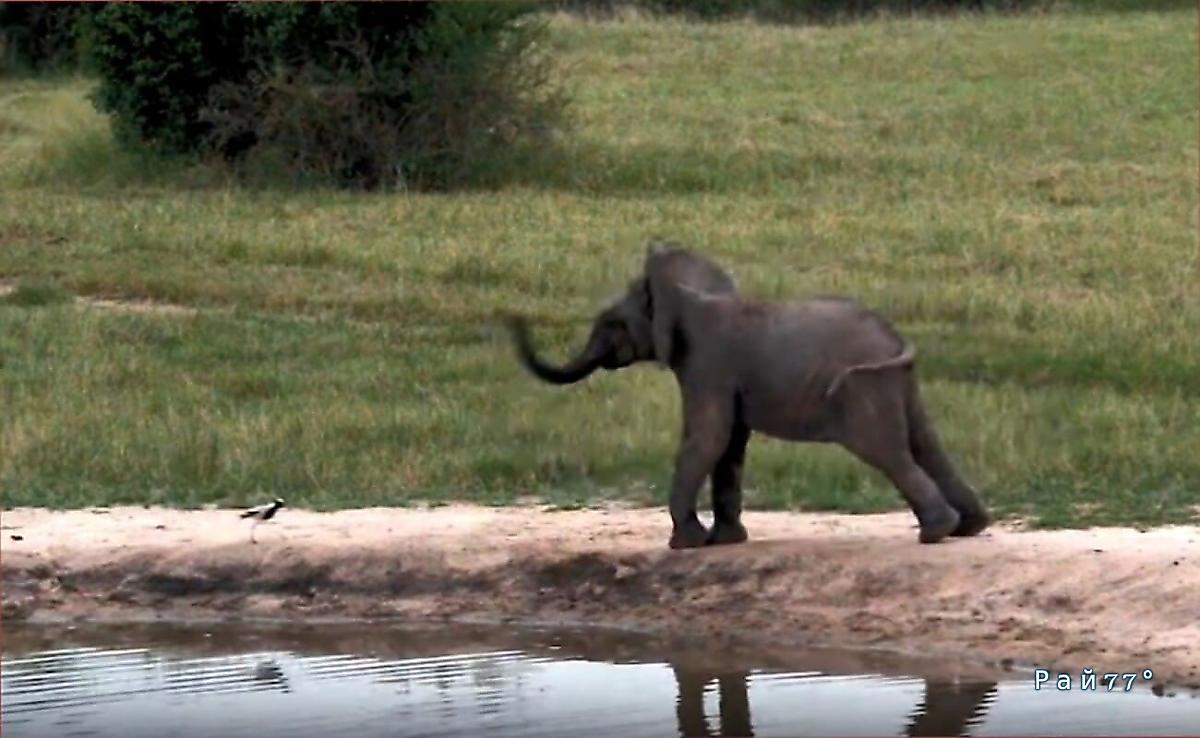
xmin=507 ymin=317 xmax=606 ymax=385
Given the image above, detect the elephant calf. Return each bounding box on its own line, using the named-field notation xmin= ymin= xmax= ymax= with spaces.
xmin=507 ymin=242 xmax=991 ymax=549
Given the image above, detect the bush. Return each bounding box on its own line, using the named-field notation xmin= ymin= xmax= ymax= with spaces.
xmin=0 ymin=2 xmax=96 ymax=72
xmin=87 ymin=2 xmax=566 ymax=189
xmin=87 ymin=4 xmax=260 ymax=154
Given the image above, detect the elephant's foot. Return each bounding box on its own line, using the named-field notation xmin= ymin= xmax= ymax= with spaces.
xmin=669 ymin=517 xmax=709 ymax=549
xmin=917 ymin=506 xmax=960 ymax=544
xmin=706 ymin=519 xmax=748 ymax=545
xmin=951 ymin=509 xmax=991 ymax=537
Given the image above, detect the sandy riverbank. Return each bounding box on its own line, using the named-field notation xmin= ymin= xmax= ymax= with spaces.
xmin=2 ymin=505 xmax=1197 ymax=685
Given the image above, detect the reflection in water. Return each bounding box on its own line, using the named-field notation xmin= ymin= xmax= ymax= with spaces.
xmin=672 ymin=667 xmax=754 ymax=737
xmin=2 ymin=624 xmax=1196 ymax=738
xmin=672 ymin=672 xmax=998 ymax=738
xmin=252 ymin=660 xmax=290 ymax=693
xmin=670 ymin=667 xmax=998 ymax=737
xmin=905 ymin=681 xmax=998 ymax=737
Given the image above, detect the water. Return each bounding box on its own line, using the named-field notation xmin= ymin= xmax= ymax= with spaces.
xmin=2 ymin=622 xmax=1196 ymax=737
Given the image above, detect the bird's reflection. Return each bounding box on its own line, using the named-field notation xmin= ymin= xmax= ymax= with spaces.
xmin=670 ymin=663 xmax=998 ymax=738
xmin=252 ymin=659 xmax=291 ymax=693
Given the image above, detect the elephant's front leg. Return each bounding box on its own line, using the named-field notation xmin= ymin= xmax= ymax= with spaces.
xmin=668 ymin=395 xmax=732 ymax=550
xmin=667 ymin=439 xmax=718 ymax=549
xmin=708 ymin=420 xmax=750 ymax=545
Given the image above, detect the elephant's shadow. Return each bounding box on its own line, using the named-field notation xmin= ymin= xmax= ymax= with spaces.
xmin=669 ymin=664 xmax=997 ymax=738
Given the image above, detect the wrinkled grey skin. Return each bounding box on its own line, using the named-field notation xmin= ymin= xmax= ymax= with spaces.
xmin=508 ymin=242 xmax=990 ymax=549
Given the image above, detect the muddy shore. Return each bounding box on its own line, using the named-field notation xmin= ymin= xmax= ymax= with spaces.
xmin=2 ymin=505 xmax=1197 ymax=686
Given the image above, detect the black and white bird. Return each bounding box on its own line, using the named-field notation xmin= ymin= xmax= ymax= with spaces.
xmin=240 ymin=498 xmax=285 ymax=543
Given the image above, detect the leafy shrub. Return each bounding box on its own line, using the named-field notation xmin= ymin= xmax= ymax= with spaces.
xmin=87 ymin=2 xmax=566 ymax=189
xmin=0 ymin=2 xmax=96 ymax=72
xmin=87 ymin=4 xmax=259 ymax=154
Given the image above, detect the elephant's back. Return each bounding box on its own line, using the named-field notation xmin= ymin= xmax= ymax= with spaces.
xmin=780 ymin=297 xmax=906 ymax=358
xmin=728 ymin=297 xmax=908 ymax=439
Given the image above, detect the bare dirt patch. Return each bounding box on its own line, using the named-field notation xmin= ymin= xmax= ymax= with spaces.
xmin=81 ymin=295 xmax=198 ymax=316
xmin=2 ymin=505 xmax=1197 ymax=685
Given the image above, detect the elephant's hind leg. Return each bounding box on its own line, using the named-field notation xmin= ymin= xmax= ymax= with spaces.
xmin=837 ymin=377 xmax=959 ymax=544
xmin=708 ymin=418 xmax=750 ymax=545
xmin=905 ymin=381 xmax=991 ymax=537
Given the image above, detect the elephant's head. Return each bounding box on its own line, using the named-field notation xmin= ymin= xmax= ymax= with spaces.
xmin=508 ymin=241 xmax=736 ymax=384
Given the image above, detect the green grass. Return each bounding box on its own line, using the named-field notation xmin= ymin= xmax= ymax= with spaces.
xmin=1 ymin=7 xmax=1197 ymax=528
xmin=0 ymin=281 xmax=72 ymax=307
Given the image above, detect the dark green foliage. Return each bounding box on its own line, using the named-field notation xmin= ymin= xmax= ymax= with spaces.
xmin=87 ymin=2 xmax=565 ymax=188
xmin=87 ymin=4 xmax=258 ymax=153
xmin=0 ymin=2 xmax=96 ymax=72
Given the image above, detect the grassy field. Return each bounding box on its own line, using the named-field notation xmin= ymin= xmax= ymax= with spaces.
xmin=1 ymin=7 xmax=1196 ymax=527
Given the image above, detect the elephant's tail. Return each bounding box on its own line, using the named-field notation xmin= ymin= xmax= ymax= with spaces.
xmin=824 ymin=341 xmax=916 ymax=399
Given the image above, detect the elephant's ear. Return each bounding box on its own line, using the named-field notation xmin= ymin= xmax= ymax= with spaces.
xmin=641 ymin=248 xmax=676 ymax=365
xmin=645 ymin=268 xmax=686 ymax=367
xmin=651 ymin=299 xmax=674 ymax=366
